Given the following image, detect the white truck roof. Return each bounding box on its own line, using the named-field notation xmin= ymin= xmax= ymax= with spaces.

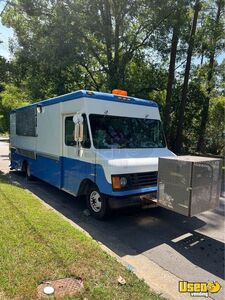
xmin=11 ymin=90 xmax=158 ymax=113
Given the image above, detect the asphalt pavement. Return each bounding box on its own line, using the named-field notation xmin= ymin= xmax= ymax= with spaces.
xmin=0 ymin=140 xmax=224 ymax=300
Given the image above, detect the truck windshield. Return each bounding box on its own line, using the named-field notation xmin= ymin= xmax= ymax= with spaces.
xmin=89 ymin=114 xmax=166 ymax=149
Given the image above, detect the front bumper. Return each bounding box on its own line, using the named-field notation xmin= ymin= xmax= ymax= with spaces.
xmin=108 ymin=191 xmax=157 ymax=209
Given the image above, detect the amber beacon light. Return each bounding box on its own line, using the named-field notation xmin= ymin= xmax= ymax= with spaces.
xmin=112 ymin=89 xmax=128 ymax=96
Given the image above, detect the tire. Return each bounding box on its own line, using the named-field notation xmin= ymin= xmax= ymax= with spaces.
xmin=86 ymin=185 xmax=110 ymax=220
xmin=21 ymin=161 xmax=27 ymax=175
xmin=24 ymin=162 xmax=33 ymax=180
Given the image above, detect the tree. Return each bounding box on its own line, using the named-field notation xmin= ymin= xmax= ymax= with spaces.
xmin=163 ymin=0 xmax=190 ymax=140
xmin=164 ymin=18 xmax=180 ymax=139
xmin=0 ymin=83 xmax=30 ymax=132
xmin=174 ymin=0 xmax=201 ymax=153
xmin=0 ymin=56 xmax=11 ymax=132
xmin=79 ymin=0 xmax=177 ymax=90
xmin=124 ymin=55 xmax=167 ymax=99
xmin=197 ymin=0 xmax=225 ymax=152
xmin=2 ymin=0 xmax=178 ymax=96
xmin=205 ymin=95 xmax=225 ymax=155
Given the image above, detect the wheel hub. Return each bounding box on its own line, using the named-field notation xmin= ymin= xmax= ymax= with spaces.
xmin=90 ymin=191 xmax=102 ymax=212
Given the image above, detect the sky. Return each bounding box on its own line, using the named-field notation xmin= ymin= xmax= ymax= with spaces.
xmin=0 ymin=1 xmax=224 ymax=64
xmin=0 ymin=1 xmax=14 ymax=60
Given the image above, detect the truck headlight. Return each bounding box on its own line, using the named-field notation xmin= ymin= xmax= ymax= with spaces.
xmin=112 ymin=176 xmax=127 ymax=190
xmin=120 ymin=177 xmax=127 ymax=187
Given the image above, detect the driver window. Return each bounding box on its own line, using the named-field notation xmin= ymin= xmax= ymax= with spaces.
xmin=65 ymin=114 xmax=91 ymax=148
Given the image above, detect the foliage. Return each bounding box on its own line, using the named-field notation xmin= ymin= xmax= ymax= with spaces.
xmin=1 ymin=83 xmax=29 ymax=109
xmin=206 ymin=96 xmax=225 ymax=155
xmin=0 ymin=83 xmax=30 ymax=132
xmin=0 ymin=0 xmax=224 ymax=155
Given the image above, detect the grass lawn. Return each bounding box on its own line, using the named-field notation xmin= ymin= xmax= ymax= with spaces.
xmin=0 ymin=174 xmax=165 ymax=300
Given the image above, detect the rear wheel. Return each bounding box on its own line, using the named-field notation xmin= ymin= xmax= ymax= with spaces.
xmin=86 ymin=185 xmax=110 ymax=220
xmin=23 ymin=161 xmax=33 ymax=180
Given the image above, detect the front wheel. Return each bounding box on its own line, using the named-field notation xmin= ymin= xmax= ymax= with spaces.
xmin=86 ymin=186 xmax=110 ymax=220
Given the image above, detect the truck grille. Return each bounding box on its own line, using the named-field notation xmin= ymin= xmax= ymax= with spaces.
xmin=128 ymin=171 xmax=158 ymax=189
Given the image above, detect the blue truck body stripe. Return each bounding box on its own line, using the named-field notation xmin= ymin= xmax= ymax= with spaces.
xmin=10 ymin=148 xmax=157 ymax=197
xmin=11 ymin=90 xmax=158 ymax=114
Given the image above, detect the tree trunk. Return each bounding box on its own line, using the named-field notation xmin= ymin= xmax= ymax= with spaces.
xmin=196 ymin=56 xmax=214 ymax=152
xmin=164 ymin=23 xmax=180 ymax=141
xmin=174 ymin=0 xmax=201 ymax=153
xmin=196 ymin=0 xmax=223 ymax=152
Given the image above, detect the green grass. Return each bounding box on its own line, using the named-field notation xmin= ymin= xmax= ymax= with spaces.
xmin=0 ymin=174 xmax=165 ymax=300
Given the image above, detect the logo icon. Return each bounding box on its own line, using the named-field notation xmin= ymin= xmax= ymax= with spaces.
xmin=179 ymin=281 xmax=221 ymax=297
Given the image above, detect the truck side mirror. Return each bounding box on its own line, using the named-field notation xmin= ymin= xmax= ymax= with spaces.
xmin=73 ymin=114 xmax=84 ymax=143
xmin=74 ymin=123 xmax=80 ymax=142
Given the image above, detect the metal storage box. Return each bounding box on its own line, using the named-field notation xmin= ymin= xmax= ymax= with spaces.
xmin=157 ymin=156 xmax=222 ymax=216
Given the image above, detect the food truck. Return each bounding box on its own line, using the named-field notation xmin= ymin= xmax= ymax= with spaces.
xmin=10 ymin=90 xmax=221 ymax=219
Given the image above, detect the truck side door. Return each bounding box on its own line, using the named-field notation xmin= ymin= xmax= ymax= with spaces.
xmin=62 ymin=114 xmax=95 ymax=196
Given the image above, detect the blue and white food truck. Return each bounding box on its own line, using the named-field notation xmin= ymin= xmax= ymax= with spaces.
xmin=10 ymin=90 xmax=221 ymax=219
